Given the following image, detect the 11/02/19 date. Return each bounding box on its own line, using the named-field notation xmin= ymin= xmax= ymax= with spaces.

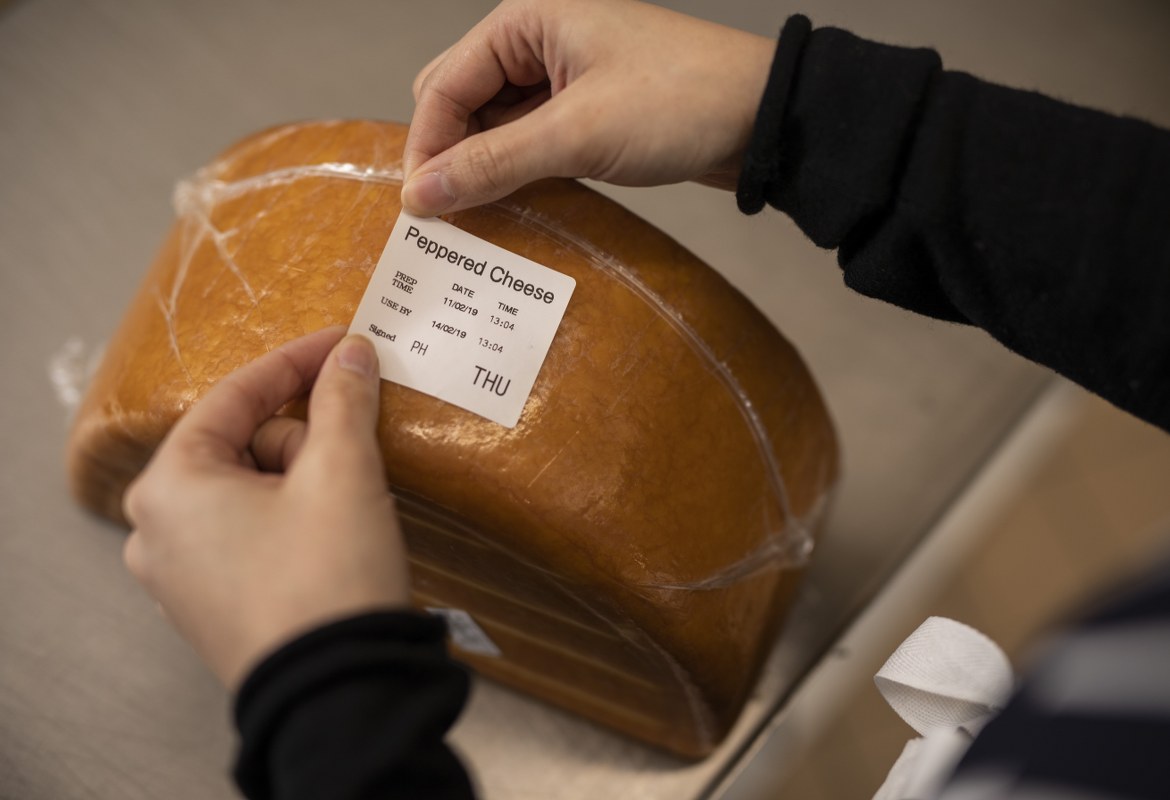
xmin=478 ymin=337 xmax=504 ymax=353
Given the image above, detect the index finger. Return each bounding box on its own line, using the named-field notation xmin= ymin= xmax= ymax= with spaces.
xmin=403 ymin=8 xmax=549 ymax=178
xmin=411 ymin=46 xmax=453 ymax=103
xmin=165 ymin=327 xmax=346 ymax=465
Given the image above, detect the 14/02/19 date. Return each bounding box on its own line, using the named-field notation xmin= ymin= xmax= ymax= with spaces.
xmin=478 ymin=337 xmax=504 ymax=353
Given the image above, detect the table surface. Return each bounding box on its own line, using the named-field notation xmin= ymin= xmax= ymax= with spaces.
xmin=3 ymin=1 xmax=1167 ymax=798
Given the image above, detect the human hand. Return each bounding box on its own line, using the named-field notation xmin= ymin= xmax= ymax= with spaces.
xmin=401 ymin=0 xmax=776 ymax=216
xmin=122 ymin=328 xmax=410 ymax=690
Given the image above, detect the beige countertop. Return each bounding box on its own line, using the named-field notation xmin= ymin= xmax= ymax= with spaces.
xmin=3 ymin=1 xmax=1165 ymax=798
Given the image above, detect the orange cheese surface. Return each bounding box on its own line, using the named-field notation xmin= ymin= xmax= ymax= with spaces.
xmin=68 ymin=120 xmax=839 ymax=757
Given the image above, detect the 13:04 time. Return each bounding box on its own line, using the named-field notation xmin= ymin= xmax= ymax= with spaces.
xmin=478 ymin=337 xmax=504 ymax=353
xmin=489 ymin=315 xmax=515 ymax=331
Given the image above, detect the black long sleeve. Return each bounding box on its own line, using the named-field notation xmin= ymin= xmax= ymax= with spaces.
xmin=740 ymin=15 xmax=1170 ymax=434
xmin=232 ymin=611 xmax=475 ymax=800
xmin=740 ymin=18 xmax=1170 ymax=799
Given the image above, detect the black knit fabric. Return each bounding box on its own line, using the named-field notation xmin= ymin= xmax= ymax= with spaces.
xmin=741 ymin=18 xmax=1170 ymax=430
xmin=233 ymin=611 xmax=474 ymax=800
xmin=737 ymin=13 xmax=812 ymax=215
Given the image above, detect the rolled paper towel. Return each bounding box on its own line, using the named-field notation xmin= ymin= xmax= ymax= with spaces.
xmin=873 ymin=617 xmax=1013 ymax=799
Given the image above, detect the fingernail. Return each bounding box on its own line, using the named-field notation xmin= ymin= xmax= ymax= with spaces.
xmin=337 ymin=336 xmax=377 ymax=377
xmin=402 ymin=172 xmax=454 ymax=216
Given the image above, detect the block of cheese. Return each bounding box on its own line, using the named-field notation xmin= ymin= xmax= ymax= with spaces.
xmin=67 ymin=120 xmax=839 ymax=758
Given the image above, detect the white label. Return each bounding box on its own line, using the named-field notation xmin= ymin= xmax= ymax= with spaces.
xmin=426 ymin=607 xmax=502 ymax=658
xmin=348 ymin=213 xmax=576 ymax=427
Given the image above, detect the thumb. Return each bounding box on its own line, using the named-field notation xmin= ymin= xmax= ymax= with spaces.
xmin=400 ymin=102 xmax=575 ymax=216
xmin=300 ymin=335 xmax=384 ymax=475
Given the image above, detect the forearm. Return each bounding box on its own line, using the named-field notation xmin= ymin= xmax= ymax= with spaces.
xmin=233 ymin=611 xmax=475 ymax=800
xmin=742 ymin=16 xmax=1170 ymax=432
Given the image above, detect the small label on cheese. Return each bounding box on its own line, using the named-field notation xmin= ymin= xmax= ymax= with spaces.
xmin=426 ymin=607 xmax=502 ymax=658
xmin=348 ymin=213 xmax=576 ymax=427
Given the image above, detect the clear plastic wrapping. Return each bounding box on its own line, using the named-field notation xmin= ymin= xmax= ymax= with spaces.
xmin=68 ymin=120 xmax=839 ymax=756
xmin=48 ymin=337 xmax=104 ymax=418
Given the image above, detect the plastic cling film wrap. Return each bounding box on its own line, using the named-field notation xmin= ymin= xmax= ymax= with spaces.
xmin=395 ymin=492 xmax=718 ymax=751
xmin=69 ymin=120 xmax=839 ymax=757
xmin=160 ymin=160 xmax=406 ymax=383
xmin=167 ymin=155 xmax=818 ymax=585
xmin=643 ymin=487 xmax=834 ymax=592
xmin=173 ymin=161 xmax=405 ymax=214
xmin=48 ymin=338 xmax=105 ymax=418
xmin=488 ymin=200 xmax=813 ymax=581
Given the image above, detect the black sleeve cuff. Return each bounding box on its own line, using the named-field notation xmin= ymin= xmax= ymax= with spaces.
xmin=737 ymin=16 xmax=941 ymax=248
xmin=233 ymin=610 xmax=474 ymax=800
xmin=737 ymin=14 xmax=812 ymax=215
